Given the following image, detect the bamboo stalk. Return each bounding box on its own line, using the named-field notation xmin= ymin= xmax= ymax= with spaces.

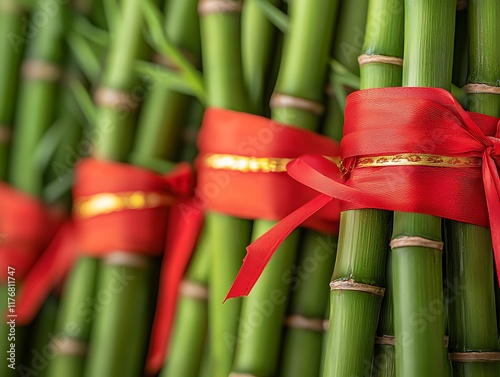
xmin=9 ymin=0 xmax=65 ymax=196
xmin=1 ymin=2 xmax=66 ymax=376
xmin=392 ymin=1 xmax=456 ymax=376
xmin=82 ymin=2 xmax=162 ymax=377
xmin=279 ymin=231 xmax=337 ymax=377
xmin=47 ymin=3 xmax=107 ymax=377
xmin=445 ymin=1 xmax=500 ymax=376
xmin=231 ymin=1 xmax=340 ymax=376
xmin=198 ymin=2 xmax=253 ymax=376
xmin=0 ymin=0 xmax=26 ymax=180
xmin=241 ymin=0 xmax=281 ymax=115
xmin=279 ymin=3 xmax=367 ymax=376
xmin=323 ymin=0 xmax=403 ymax=376
xmin=160 ymin=230 xmax=210 ymax=377
xmin=0 ymin=3 xmax=29 ymax=375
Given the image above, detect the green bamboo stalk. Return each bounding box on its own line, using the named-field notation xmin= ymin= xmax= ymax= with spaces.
xmin=46 ymin=4 xmax=107 ymax=377
xmin=1 ymin=2 xmax=66 ymax=376
xmin=231 ymin=1 xmax=340 ymax=376
xmin=321 ymin=0 xmax=368 ymax=152
xmin=130 ymin=0 xmax=201 ymax=173
xmin=0 ymin=3 xmax=29 ymax=375
xmin=47 ymin=258 xmax=99 ymax=377
xmin=160 ymin=230 xmax=210 ymax=377
xmin=9 ymin=0 xmax=65 ymax=196
xmin=0 ymin=0 xmax=26 ymax=180
xmin=83 ymin=2 xmax=162 ymax=377
xmin=279 ymin=232 xmax=337 ymax=377
xmin=445 ymin=1 xmax=500 ymax=376
xmin=323 ymin=1 xmax=402 ymax=376
xmin=198 ymin=2 xmax=253 ymax=376
xmin=392 ymin=1 xmax=455 ymax=376
xmin=280 ymin=4 xmax=367 ymax=376
xmin=241 ymin=0 xmax=281 ymax=115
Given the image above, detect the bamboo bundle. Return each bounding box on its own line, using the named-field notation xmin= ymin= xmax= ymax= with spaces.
xmin=0 ymin=1 xmax=66 ymax=376
xmin=230 ymin=1 xmax=340 ymax=376
xmin=391 ymin=1 xmax=455 ymax=375
xmin=323 ymin=0 xmax=402 ymax=374
xmin=197 ymin=2 xmax=252 ymax=376
xmin=279 ymin=3 xmax=368 ymax=376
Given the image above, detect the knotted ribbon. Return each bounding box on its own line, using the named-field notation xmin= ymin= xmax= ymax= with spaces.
xmin=196 ymin=108 xmax=341 ymax=232
xmin=226 ymin=87 xmax=500 ymax=300
xmin=15 ymin=158 xmax=197 ymax=328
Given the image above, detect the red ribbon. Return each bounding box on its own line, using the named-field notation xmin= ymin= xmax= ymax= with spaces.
xmin=74 ymin=159 xmax=193 ymax=256
xmin=14 ymin=158 xmax=196 ymax=326
xmin=196 ymin=108 xmax=341 ymax=234
xmin=145 ymin=198 xmax=204 ymax=375
xmin=0 ymin=184 xmax=65 ymax=324
xmin=226 ymin=87 xmax=500 ymax=299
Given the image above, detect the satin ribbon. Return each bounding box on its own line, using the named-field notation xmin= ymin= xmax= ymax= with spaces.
xmin=14 ymin=158 xmax=196 ymax=325
xmin=0 ymin=184 xmax=65 ymax=324
xmin=226 ymin=87 xmax=500 ymax=300
xmin=196 ymin=108 xmax=341 ymax=234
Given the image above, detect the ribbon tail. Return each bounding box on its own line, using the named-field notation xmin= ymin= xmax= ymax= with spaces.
xmin=14 ymin=222 xmax=76 ymax=325
xmin=225 ymin=194 xmax=332 ymax=301
xmin=146 ymin=200 xmax=204 ymax=375
xmin=482 ymin=155 xmax=500 ymax=286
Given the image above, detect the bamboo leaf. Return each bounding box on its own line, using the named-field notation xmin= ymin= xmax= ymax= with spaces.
xmin=33 ymin=120 xmax=66 ymax=174
xmin=69 ymin=79 xmax=97 ymax=125
xmin=43 ymin=171 xmax=74 ymax=204
xmin=73 ymin=15 xmax=109 ymax=46
xmin=68 ymin=33 xmax=101 ymax=82
xmin=104 ymin=0 xmax=120 ymax=33
xmin=451 ymin=83 xmax=467 ymax=108
xmin=142 ymin=0 xmax=206 ymax=104
xmin=330 ymin=59 xmax=361 ymax=89
xmin=135 ymin=61 xmax=204 ymax=101
xmin=254 ymin=0 xmax=289 ymax=33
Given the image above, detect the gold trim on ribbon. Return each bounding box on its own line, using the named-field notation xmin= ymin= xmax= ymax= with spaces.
xmin=204 ymin=154 xmax=340 ymax=173
xmin=352 ymin=153 xmax=482 ymax=170
xmin=74 ymin=191 xmax=174 ymax=218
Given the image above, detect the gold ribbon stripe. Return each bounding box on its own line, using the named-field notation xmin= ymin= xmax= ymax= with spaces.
xmin=204 ymin=154 xmax=340 ymax=173
xmin=74 ymin=191 xmax=174 ymax=219
xmin=352 ymin=153 xmax=482 ymax=169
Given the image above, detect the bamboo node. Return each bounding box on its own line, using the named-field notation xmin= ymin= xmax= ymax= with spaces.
xmin=449 ymin=352 xmax=500 ymax=363
xmin=0 ymin=0 xmax=24 ymax=14
xmin=229 ymin=374 xmax=259 ymax=377
xmin=375 ymin=335 xmax=449 ymax=347
xmin=198 ymin=0 xmax=243 ymax=15
xmin=103 ymin=251 xmax=150 ymax=268
xmin=463 ymin=83 xmax=500 ymax=95
xmin=270 ymin=93 xmax=325 ymax=116
xmin=50 ymin=337 xmax=87 ymax=356
xmin=390 ymin=236 xmax=443 ymax=251
xmin=180 ymin=280 xmax=209 ymax=300
xmin=94 ymin=87 xmax=138 ymax=111
xmin=457 ymin=0 xmax=468 ymax=11
xmin=0 ymin=127 xmax=11 ymax=144
xmin=358 ymin=54 xmax=403 ymax=67
xmin=284 ymin=315 xmax=325 ymax=332
xmin=329 ymin=279 xmax=385 ymax=297
xmin=21 ymin=60 xmax=62 ymax=82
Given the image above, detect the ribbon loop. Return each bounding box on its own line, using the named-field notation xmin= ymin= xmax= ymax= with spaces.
xmin=227 ymin=87 xmax=500 ymax=300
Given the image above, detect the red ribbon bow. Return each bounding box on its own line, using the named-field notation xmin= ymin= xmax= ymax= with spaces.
xmin=226 ymin=87 xmax=500 ymax=300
